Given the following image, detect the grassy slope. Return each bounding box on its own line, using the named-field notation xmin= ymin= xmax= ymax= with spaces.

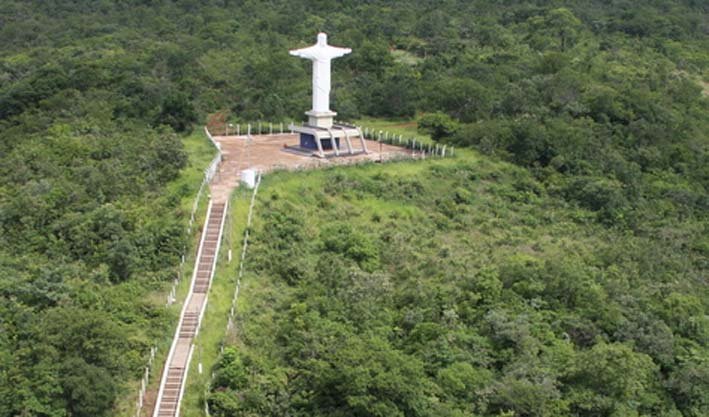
xmin=208 ymin=122 xmax=705 ymax=414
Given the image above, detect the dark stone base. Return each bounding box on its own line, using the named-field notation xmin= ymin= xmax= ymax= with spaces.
xmin=299 ymin=133 xmax=340 ymax=150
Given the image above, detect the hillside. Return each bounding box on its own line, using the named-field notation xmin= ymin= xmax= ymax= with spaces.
xmin=0 ymin=1 xmax=707 ymax=417
xmin=205 ymin=135 xmax=706 ymax=417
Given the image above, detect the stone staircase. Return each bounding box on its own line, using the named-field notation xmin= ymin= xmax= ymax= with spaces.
xmin=156 ymin=366 xmax=184 ymax=417
xmin=152 ymin=201 xmax=227 ymax=417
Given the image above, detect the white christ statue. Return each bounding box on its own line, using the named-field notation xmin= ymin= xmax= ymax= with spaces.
xmin=290 ymin=33 xmax=351 ymax=118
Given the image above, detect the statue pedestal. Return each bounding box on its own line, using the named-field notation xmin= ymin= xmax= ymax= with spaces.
xmin=305 ymin=110 xmax=337 ymax=129
xmin=289 ymin=121 xmax=368 ymax=158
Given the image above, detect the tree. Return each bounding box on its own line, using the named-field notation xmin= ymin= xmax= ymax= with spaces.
xmin=61 ymin=357 xmax=116 ymax=417
xmin=527 ymin=8 xmax=582 ymax=51
xmin=417 ymin=112 xmax=460 ymax=141
xmin=155 ymin=91 xmax=197 ymax=133
xmin=566 ymin=342 xmax=661 ymax=416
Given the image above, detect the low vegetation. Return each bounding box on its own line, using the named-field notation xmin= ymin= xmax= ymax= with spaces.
xmin=208 ymin=156 xmax=706 ymax=416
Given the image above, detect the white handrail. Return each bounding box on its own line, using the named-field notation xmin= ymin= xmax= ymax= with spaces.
xmin=203 ymin=126 xmax=222 ymax=152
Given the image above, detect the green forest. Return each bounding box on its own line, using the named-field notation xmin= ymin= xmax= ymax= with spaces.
xmin=0 ymin=1 xmax=707 ymax=417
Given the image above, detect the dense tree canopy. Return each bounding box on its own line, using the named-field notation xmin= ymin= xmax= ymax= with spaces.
xmin=0 ymin=0 xmax=706 ymax=416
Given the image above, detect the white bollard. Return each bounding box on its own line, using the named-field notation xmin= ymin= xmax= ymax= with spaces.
xmin=247 ymin=124 xmax=251 ymax=136
xmin=269 ymin=122 xmax=273 ymax=134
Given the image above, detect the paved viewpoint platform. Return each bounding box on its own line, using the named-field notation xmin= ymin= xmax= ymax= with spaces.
xmin=209 ymin=133 xmax=410 ymax=200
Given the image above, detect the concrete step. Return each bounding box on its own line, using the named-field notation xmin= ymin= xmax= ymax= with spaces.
xmin=154 ymin=204 xmax=227 ymax=417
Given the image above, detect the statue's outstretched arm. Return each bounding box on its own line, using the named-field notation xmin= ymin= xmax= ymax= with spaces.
xmin=327 ymin=46 xmax=352 ymax=59
xmin=289 ymin=45 xmax=319 ymax=59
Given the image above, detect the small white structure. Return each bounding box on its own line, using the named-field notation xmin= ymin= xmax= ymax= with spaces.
xmin=241 ymin=169 xmax=257 ymax=189
xmin=289 ymin=33 xmax=367 ymax=157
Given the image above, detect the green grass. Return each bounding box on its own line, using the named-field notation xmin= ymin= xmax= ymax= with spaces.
xmin=168 ymin=129 xmax=218 ymax=215
xmin=206 ymin=149 xmax=706 ymax=416
xmin=181 ymin=187 xmax=252 ymax=417
xmin=355 ymin=116 xmax=434 ymax=145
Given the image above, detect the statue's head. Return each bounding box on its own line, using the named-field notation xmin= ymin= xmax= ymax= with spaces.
xmin=317 ymin=32 xmax=327 ymax=45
